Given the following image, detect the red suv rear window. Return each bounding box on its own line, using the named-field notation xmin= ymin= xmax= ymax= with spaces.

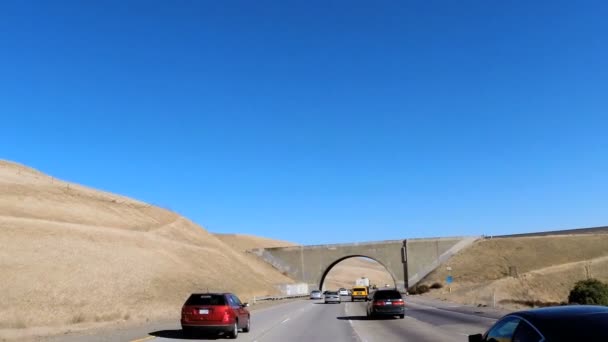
xmin=185 ymin=294 xmax=226 ymax=306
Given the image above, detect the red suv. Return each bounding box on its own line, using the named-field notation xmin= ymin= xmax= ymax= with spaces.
xmin=181 ymin=293 xmax=250 ymax=339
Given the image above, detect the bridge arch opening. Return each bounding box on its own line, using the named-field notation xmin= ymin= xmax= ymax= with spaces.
xmin=319 ymin=255 xmax=397 ymax=291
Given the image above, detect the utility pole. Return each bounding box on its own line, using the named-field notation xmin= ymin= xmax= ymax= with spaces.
xmin=402 ymin=240 xmax=408 ymax=292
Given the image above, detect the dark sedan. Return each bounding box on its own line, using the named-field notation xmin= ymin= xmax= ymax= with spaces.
xmin=366 ymin=289 xmax=405 ymax=319
xmin=469 ymin=305 xmax=608 ymax=342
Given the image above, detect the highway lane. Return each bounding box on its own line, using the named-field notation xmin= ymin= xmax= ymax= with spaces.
xmin=42 ymin=296 xmax=501 ymax=341
xmin=146 ymin=296 xmax=498 ymax=342
xmin=149 ymin=299 xmax=358 ymax=342
xmin=346 ymin=297 xmax=499 ymax=342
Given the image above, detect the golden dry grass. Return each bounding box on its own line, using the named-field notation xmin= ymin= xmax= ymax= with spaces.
xmin=0 ymin=161 xmax=293 ymax=337
xmin=213 ymin=233 xmax=296 ymax=251
xmin=421 ymin=235 xmax=608 ymax=309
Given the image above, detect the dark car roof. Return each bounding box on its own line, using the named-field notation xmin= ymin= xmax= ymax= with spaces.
xmin=509 ymin=305 xmax=608 ymax=341
xmin=372 ymin=288 xmax=400 ymax=294
xmin=191 ymin=292 xmax=230 ymax=296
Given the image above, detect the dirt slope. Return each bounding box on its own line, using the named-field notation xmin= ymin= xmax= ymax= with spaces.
xmin=0 ymin=161 xmax=293 ymax=339
xmin=420 ymin=235 xmax=608 ymax=309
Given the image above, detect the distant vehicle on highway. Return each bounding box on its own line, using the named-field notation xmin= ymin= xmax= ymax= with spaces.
xmin=366 ymin=289 xmax=405 ymax=319
xmin=468 ymin=305 xmax=608 ymax=342
xmin=351 ymin=286 xmax=369 ymax=301
xmin=310 ymin=290 xmax=322 ymax=300
xmin=181 ymin=293 xmax=250 ymax=339
xmin=356 ymin=277 xmax=370 ymax=287
xmin=324 ymin=291 xmax=341 ymax=304
xmin=338 ymin=288 xmax=349 ymax=296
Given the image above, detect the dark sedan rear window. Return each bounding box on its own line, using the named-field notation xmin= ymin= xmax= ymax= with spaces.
xmin=185 ymin=294 xmax=226 ymax=306
xmin=374 ymin=290 xmax=402 ymax=300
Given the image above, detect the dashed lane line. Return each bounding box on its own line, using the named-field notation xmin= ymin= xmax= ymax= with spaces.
xmin=249 ymin=301 xmax=315 ymax=341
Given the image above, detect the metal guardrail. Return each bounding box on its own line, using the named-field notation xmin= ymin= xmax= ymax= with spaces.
xmin=252 ymin=294 xmax=309 ymax=304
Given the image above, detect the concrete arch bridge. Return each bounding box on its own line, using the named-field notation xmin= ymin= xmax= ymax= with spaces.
xmin=250 ymin=236 xmax=478 ymax=292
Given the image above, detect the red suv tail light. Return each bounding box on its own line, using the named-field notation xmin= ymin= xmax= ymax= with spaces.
xmin=221 ymin=309 xmax=231 ymax=323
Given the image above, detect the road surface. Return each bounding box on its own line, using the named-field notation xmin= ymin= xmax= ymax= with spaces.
xmin=49 ymin=296 xmax=505 ymax=342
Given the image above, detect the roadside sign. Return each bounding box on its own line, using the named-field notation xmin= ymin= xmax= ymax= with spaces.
xmin=446 ymin=276 xmax=453 ymax=284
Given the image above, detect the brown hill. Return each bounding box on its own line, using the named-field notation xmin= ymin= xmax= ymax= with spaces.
xmin=213 ymin=233 xmax=296 ymax=251
xmin=0 ymin=160 xmax=293 ymax=338
xmin=420 ymin=235 xmax=608 ymax=309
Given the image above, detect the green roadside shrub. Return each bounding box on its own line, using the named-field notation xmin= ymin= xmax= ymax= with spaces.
xmin=416 ymin=284 xmax=430 ymax=294
xmin=430 ymin=282 xmax=443 ymax=289
xmin=568 ymin=278 xmax=608 ymax=305
xmin=408 ymin=284 xmax=430 ymax=295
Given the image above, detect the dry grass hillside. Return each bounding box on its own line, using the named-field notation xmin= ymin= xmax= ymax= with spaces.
xmin=213 ymin=233 xmax=296 ymax=251
xmin=0 ymin=160 xmax=294 ymax=339
xmin=420 ymin=235 xmax=608 ymax=309
xmin=212 ymin=234 xmax=394 ymax=291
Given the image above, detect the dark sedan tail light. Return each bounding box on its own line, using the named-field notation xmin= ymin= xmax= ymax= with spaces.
xmin=373 ymin=300 xmax=386 ymax=306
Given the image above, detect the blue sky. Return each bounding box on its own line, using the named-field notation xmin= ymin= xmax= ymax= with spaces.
xmin=1 ymin=1 xmax=607 ymax=244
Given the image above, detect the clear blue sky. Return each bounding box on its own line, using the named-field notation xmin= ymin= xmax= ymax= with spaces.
xmin=1 ymin=1 xmax=607 ymax=244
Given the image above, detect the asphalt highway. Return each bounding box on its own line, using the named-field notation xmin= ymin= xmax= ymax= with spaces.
xmin=43 ymin=296 xmax=504 ymax=342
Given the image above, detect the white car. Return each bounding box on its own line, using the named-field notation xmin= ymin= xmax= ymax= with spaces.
xmin=338 ymin=288 xmax=349 ymax=296
xmin=309 ymin=290 xmax=322 ymax=300
xmin=324 ymin=291 xmax=341 ymax=304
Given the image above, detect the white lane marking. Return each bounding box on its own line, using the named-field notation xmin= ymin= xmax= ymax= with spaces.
xmin=249 ymin=301 xmax=313 ymax=341
xmin=345 ymin=301 xmax=353 ymax=324
xmin=346 ymin=302 xmax=354 ymax=324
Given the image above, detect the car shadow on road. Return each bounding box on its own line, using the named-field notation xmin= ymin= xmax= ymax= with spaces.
xmin=337 ymin=315 xmax=398 ymax=321
xmin=336 ymin=315 xmax=369 ymax=321
xmin=149 ymin=330 xmax=222 ymax=340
